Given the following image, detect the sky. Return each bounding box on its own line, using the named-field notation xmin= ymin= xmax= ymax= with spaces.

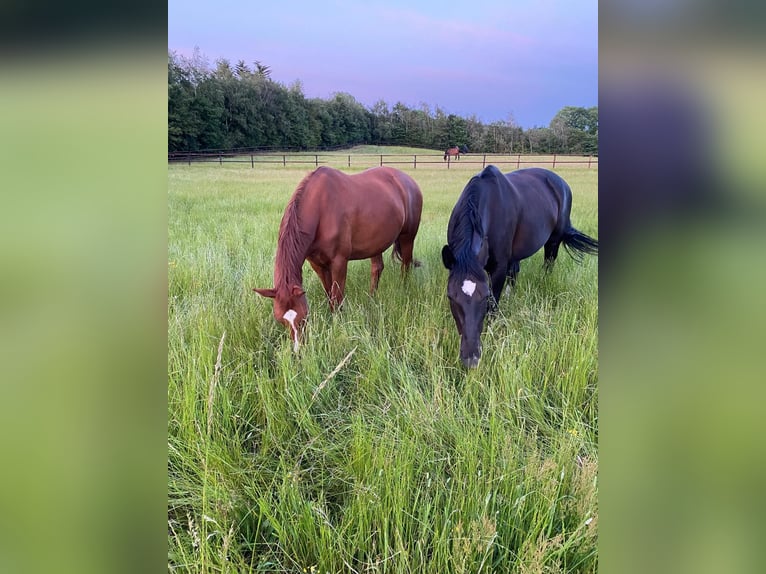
xmin=168 ymin=0 xmax=597 ymax=129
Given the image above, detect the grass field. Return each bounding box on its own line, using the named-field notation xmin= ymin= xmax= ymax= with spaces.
xmin=168 ymin=150 xmax=599 ymax=573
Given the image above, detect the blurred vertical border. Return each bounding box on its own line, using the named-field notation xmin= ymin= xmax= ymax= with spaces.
xmin=600 ymin=1 xmax=766 ymax=573
xmin=0 ymin=3 xmax=167 ymax=574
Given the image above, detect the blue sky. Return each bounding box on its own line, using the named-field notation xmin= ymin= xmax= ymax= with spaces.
xmin=168 ymin=0 xmax=597 ymax=128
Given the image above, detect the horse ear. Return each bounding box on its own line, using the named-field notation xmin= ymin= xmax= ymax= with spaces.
xmin=477 ymin=237 xmax=489 ymax=267
xmin=290 ymin=285 xmax=306 ymax=297
xmin=253 ymin=287 xmax=277 ymax=299
xmin=441 ymin=245 xmax=455 ymax=269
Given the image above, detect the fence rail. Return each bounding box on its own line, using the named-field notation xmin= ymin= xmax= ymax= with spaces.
xmin=168 ymin=152 xmax=598 ymax=170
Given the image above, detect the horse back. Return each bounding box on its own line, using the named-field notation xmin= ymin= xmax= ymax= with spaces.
xmin=505 ymin=168 xmax=571 ymax=227
xmin=302 ymin=166 xmax=421 ymax=258
xmin=500 ymin=168 xmax=571 ymax=258
xmin=382 ymin=167 xmax=423 ymax=232
xmin=451 ymin=166 xmax=568 ymax=264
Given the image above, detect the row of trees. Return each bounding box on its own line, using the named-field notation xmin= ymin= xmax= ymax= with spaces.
xmin=169 ymin=50 xmax=597 ymax=155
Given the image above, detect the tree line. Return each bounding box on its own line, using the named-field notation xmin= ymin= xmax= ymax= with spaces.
xmin=169 ymin=50 xmax=597 ymax=155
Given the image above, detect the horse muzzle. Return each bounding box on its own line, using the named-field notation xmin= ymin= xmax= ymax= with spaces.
xmin=459 ymin=341 xmax=482 ymax=369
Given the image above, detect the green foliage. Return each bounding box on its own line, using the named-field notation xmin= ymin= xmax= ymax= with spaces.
xmin=168 ymin=162 xmax=599 ymax=572
xmin=551 ymin=106 xmax=598 ymax=135
xmin=168 ymin=50 xmax=598 ymax=155
xmin=549 ymin=107 xmax=599 ymax=155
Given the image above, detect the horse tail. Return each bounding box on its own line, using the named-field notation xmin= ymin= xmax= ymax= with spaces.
xmin=561 ymin=227 xmax=599 ymax=262
xmin=392 ymin=239 xmax=422 ymax=268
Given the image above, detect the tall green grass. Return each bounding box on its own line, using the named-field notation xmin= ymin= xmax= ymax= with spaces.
xmin=168 ymin=158 xmax=598 ymax=573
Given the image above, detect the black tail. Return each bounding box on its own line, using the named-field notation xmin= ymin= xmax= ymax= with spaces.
xmin=562 ymin=227 xmax=599 ymax=263
xmin=392 ymin=239 xmax=422 ymax=268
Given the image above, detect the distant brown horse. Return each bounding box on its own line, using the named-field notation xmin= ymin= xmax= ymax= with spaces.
xmin=444 ymin=146 xmax=461 ymax=161
xmin=254 ymin=166 xmax=423 ymax=351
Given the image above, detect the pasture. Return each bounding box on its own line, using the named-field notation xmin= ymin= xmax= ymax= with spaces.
xmin=168 ymin=152 xmax=598 ymax=573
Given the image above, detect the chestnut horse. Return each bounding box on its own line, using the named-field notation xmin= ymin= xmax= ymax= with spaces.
xmin=254 ymin=166 xmax=423 ymax=351
xmin=444 ymin=146 xmax=460 ymax=161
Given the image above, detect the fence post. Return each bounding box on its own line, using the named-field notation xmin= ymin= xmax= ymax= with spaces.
xmin=380 ymin=155 xmax=383 ymax=167
xmin=188 ymin=154 xmax=191 ymax=166
xmin=219 ymin=154 xmax=222 ymax=165
xmin=517 ymin=154 xmax=520 ymax=169
xmin=588 ymin=155 xmax=592 ymax=168
xmin=447 ymin=155 xmax=450 ymax=169
xmin=315 ymin=155 xmax=318 ymax=167
xmin=283 ymin=155 xmax=286 ymax=167
xmin=348 ymin=155 xmax=351 ymax=168
xmin=251 ymin=154 xmax=254 ymax=168
xmin=414 ymin=155 xmax=417 ymax=169
xmin=553 ymin=154 xmax=556 ymax=169
xmin=482 ymin=154 xmax=486 ymax=169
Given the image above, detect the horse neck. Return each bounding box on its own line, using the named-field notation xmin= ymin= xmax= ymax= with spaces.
xmin=273 ymin=193 xmax=317 ymax=290
xmin=274 ymin=247 xmax=304 ymax=291
xmin=457 ymin=193 xmax=483 ymax=245
xmin=451 ymin=193 xmax=486 ymax=265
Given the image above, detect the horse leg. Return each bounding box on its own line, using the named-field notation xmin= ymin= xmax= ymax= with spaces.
xmin=369 ymin=254 xmax=384 ymax=294
xmin=308 ymin=260 xmax=333 ymax=300
xmin=396 ymin=234 xmax=418 ymax=273
xmin=543 ymin=240 xmax=561 ymax=271
xmin=489 ymin=268 xmax=507 ymax=310
xmin=507 ymin=260 xmax=520 ymax=288
xmin=329 ymin=258 xmax=349 ymax=311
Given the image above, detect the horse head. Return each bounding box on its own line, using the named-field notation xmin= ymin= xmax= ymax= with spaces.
xmin=441 ymin=238 xmax=490 ymax=368
xmin=253 ymin=284 xmax=308 ymax=352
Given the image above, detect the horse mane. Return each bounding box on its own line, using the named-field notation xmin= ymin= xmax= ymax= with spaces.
xmin=449 ymin=177 xmax=486 ymax=276
xmin=274 ymin=171 xmax=315 ymax=287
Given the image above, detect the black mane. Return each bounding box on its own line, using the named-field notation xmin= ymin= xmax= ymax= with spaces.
xmin=448 ymin=176 xmax=487 ymax=277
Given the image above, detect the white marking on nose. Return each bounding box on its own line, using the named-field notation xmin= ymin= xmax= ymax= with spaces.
xmin=282 ymin=309 xmax=300 ymax=352
xmin=462 ymin=279 xmax=477 ymax=297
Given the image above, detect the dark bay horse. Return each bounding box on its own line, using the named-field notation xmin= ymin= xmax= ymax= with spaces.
xmin=255 ymin=166 xmax=423 ymax=351
xmin=441 ymin=165 xmax=598 ymax=367
xmin=444 ymin=146 xmax=460 ymax=161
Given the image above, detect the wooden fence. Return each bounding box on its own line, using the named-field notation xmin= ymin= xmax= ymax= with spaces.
xmin=168 ymin=152 xmax=598 ymax=170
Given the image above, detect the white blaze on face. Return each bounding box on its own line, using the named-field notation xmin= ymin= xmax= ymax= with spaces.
xmin=282 ymin=309 xmax=300 ymax=352
xmin=461 ymin=279 xmax=477 ymax=297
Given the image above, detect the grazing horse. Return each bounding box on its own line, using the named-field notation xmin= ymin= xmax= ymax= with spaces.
xmin=441 ymin=166 xmax=598 ymax=368
xmin=254 ymin=166 xmax=423 ymax=351
xmin=444 ymin=146 xmax=461 ymax=161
